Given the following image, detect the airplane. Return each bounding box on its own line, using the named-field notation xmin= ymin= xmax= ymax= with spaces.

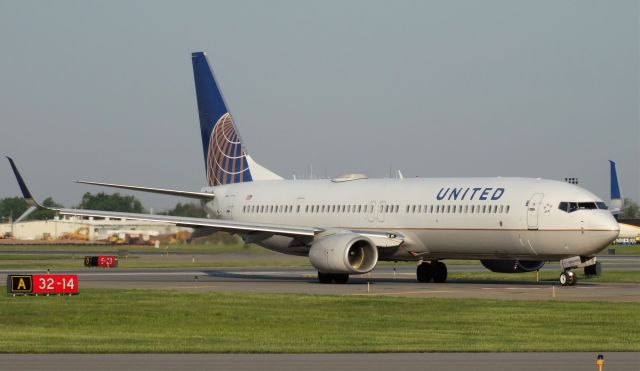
xmin=7 ymin=51 xmax=620 ymax=286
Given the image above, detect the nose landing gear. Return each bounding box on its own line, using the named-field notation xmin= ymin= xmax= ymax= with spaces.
xmin=559 ymin=270 xmax=577 ymax=286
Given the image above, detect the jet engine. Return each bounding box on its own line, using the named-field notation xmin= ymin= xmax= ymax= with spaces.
xmin=480 ymin=260 xmax=545 ymax=273
xmin=309 ymin=233 xmax=378 ymax=274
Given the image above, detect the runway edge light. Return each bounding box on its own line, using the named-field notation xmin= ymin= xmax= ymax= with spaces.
xmin=596 ymin=354 xmax=604 ymax=371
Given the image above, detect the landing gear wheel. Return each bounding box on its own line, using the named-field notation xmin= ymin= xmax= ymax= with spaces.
xmin=584 ymin=262 xmax=602 ymax=277
xmin=432 ymin=261 xmax=448 ymax=283
xmin=559 ymin=271 xmax=577 ymax=286
xmin=333 ymin=274 xmax=349 ymax=284
xmin=318 ymin=272 xmax=333 ymax=284
xmin=417 ymin=262 xmax=433 ymax=283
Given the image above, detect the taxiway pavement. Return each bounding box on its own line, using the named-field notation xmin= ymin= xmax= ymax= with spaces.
xmin=2 ymin=265 xmax=638 ymax=301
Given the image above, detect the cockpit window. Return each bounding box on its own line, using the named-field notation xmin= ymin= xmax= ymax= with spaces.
xmin=578 ymin=202 xmax=597 ymax=210
xmin=559 ymin=201 xmax=600 ymax=213
xmin=596 ymin=202 xmax=608 ymax=210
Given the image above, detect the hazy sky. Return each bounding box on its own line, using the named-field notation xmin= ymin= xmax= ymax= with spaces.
xmin=0 ymin=0 xmax=638 ymax=210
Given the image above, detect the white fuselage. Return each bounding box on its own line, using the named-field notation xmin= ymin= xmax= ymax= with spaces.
xmin=201 ymin=177 xmax=619 ymax=262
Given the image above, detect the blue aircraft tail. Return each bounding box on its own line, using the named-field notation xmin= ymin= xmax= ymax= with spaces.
xmin=191 ymin=52 xmax=256 ymax=187
xmin=609 ymin=160 xmax=623 ymax=213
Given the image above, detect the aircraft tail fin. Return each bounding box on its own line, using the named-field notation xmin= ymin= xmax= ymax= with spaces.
xmin=191 ymin=52 xmax=281 ymax=186
xmin=609 ymin=160 xmax=623 ymax=214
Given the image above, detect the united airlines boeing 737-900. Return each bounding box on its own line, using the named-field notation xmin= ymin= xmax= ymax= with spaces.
xmin=8 ymin=52 xmax=619 ymax=286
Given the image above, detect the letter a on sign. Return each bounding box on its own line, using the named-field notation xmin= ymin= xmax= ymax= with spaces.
xmin=9 ymin=275 xmax=32 ymax=293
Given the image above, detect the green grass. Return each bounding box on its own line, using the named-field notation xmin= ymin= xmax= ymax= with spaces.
xmin=0 ymin=243 xmax=262 ymax=254
xmin=601 ymin=245 xmax=640 ymax=255
xmin=0 ymin=289 xmax=637 ymax=353
xmin=0 ymin=254 xmax=75 ymax=261
xmin=448 ymin=270 xmax=640 ymax=283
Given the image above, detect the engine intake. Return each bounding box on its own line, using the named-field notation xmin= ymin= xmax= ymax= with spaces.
xmin=480 ymin=260 xmax=545 ymax=273
xmin=309 ymin=233 xmax=378 ymax=274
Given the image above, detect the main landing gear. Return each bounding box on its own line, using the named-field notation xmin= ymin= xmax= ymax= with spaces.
xmin=417 ymin=261 xmax=448 ymax=283
xmin=559 ymin=270 xmax=577 ymax=286
xmin=318 ymin=272 xmax=349 ymax=284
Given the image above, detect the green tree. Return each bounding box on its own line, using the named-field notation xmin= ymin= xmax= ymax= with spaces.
xmin=77 ymin=192 xmax=144 ymax=213
xmin=0 ymin=196 xmax=63 ymax=221
xmin=161 ymin=202 xmax=207 ymax=218
xmin=621 ymin=198 xmax=639 ymax=219
xmin=0 ymin=197 xmax=28 ymax=222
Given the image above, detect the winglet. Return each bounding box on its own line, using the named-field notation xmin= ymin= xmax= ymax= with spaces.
xmin=6 ymin=157 xmax=42 ymax=208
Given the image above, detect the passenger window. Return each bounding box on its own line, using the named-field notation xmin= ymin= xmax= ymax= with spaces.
xmin=506 ymin=205 xmax=510 ymax=213
xmin=499 ymin=205 xmax=504 ymax=213
xmin=446 ymin=205 xmax=450 ymax=213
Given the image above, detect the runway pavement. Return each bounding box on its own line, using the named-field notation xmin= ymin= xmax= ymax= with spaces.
xmin=2 ymin=265 xmax=638 ymax=301
xmin=1 ymin=353 xmax=638 ymax=371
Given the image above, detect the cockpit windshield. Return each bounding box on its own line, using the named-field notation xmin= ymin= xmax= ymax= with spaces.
xmin=558 ymin=201 xmax=608 ymax=213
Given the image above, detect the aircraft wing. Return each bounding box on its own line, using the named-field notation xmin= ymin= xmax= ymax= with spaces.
xmin=54 ymin=208 xmax=320 ymax=237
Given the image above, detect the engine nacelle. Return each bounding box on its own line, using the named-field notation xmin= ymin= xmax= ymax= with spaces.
xmin=309 ymin=233 xmax=378 ymax=274
xmin=480 ymin=260 xmax=545 ymax=273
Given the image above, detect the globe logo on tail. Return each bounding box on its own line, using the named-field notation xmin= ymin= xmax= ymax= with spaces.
xmin=206 ymin=113 xmax=251 ymax=186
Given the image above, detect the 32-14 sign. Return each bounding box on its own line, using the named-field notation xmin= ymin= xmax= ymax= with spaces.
xmin=7 ymin=274 xmax=78 ymax=295
xmin=32 ymin=274 xmax=77 ymax=294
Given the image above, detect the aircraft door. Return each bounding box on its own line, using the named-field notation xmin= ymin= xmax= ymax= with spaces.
xmin=367 ymin=201 xmax=376 ymax=222
xmin=377 ymin=201 xmax=387 ymax=223
xmin=224 ymin=194 xmax=236 ymax=218
xmin=526 ymin=193 xmax=544 ymax=230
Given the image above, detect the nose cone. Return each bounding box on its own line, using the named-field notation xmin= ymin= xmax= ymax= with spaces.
xmin=587 ymin=211 xmax=620 ymax=253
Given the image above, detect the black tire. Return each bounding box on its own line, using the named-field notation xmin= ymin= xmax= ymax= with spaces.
xmin=584 ymin=262 xmax=601 ymax=276
xmin=559 ymin=272 xmax=570 ymax=286
xmin=417 ymin=262 xmax=433 ymax=283
xmin=318 ymin=272 xmax=333 ymax=284
xmin=432 ymin=261 xmax=448 ymax=283
xmin=333 ymin=274 xmax=349 ymax=284
xmin=567 ymin=271 xmax=577 ymax=286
